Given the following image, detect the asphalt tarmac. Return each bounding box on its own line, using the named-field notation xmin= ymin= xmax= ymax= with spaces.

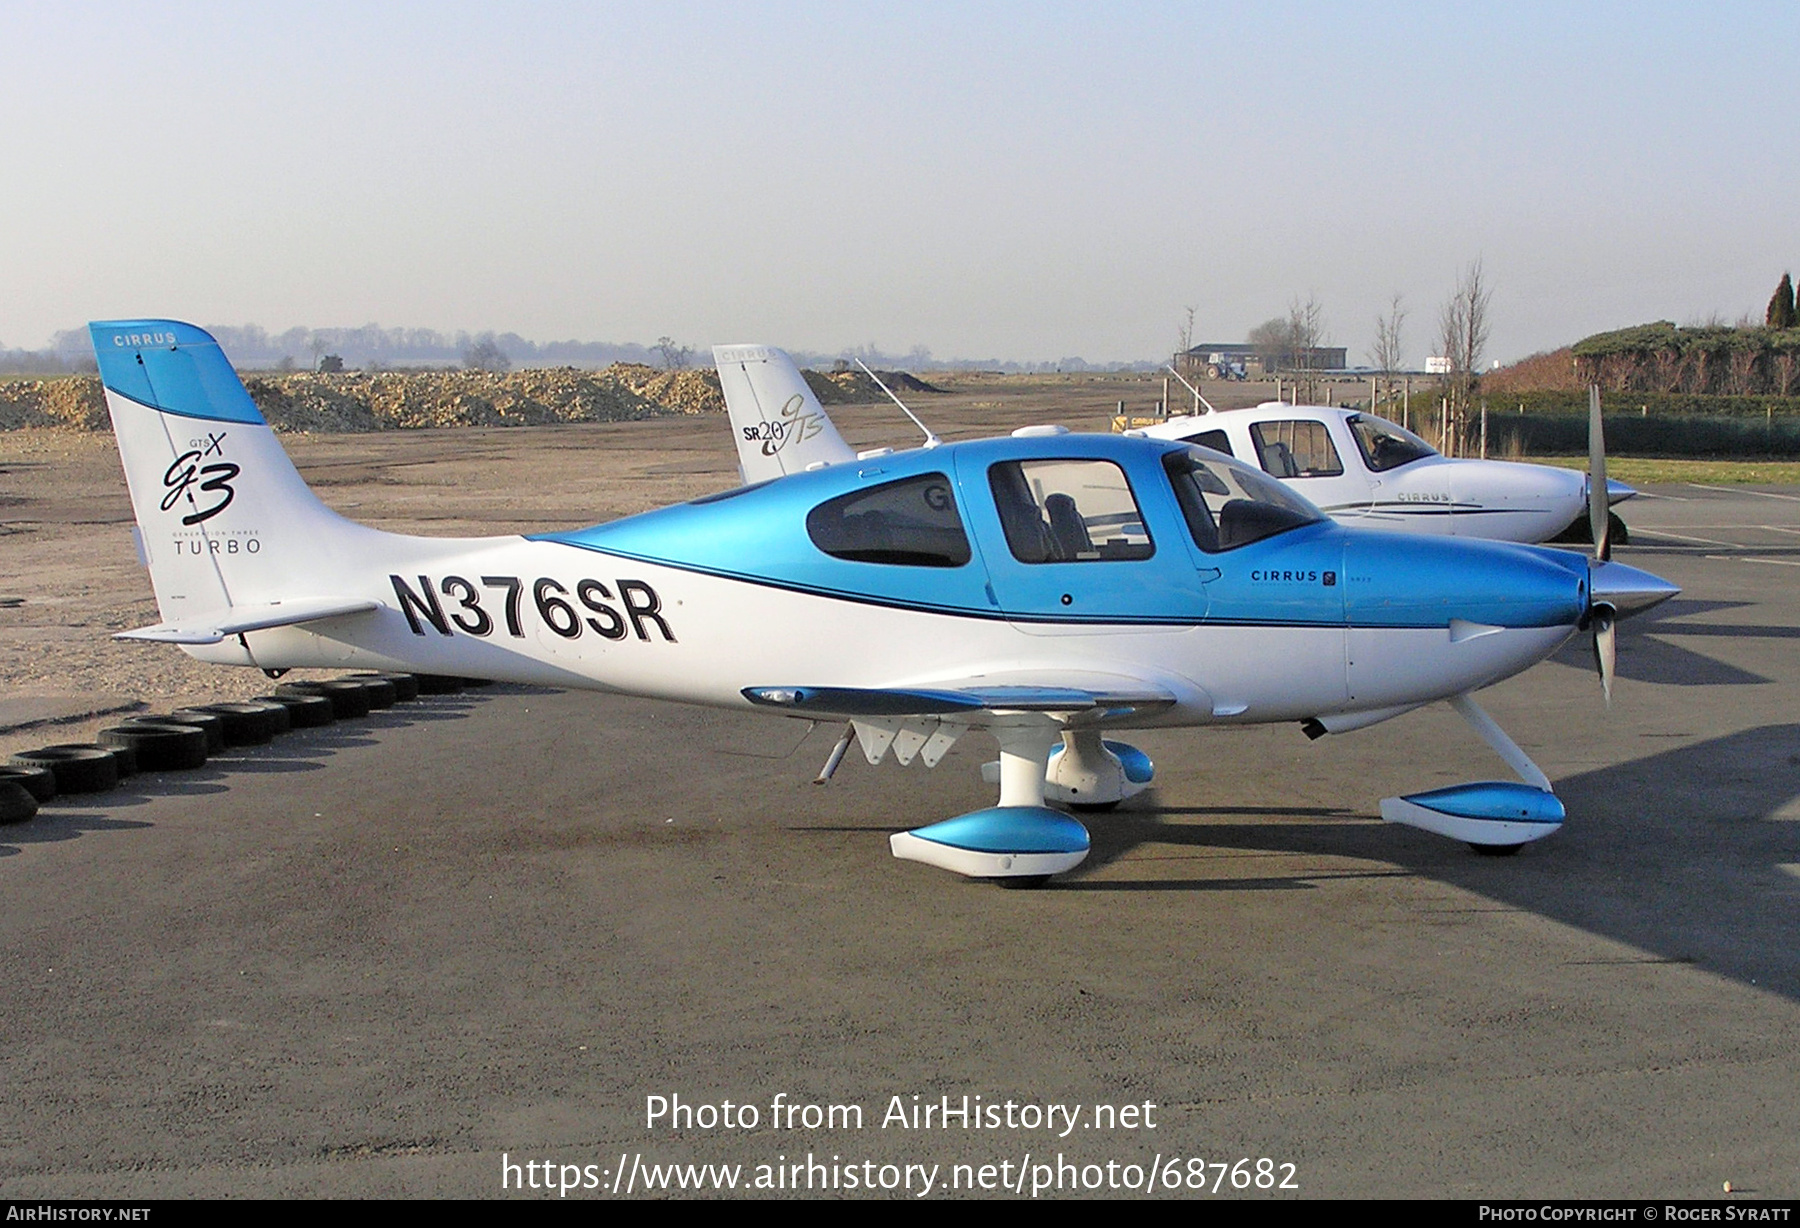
xmin=2 ymin=408 xmax=1797 ymax=1199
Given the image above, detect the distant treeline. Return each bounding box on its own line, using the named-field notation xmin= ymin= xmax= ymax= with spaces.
xmin=0 ymin=324 xmax=1154 ymax=376
xmin=1568 ymin=321 xmax=1800 ymax=397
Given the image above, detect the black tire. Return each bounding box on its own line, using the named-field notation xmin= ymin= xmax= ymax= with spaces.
xmin=125 ymin=711 xmax=226 ymax=752
xmin=255 ymin=693 xmax=336 ymax=728
xmin=1068 ymin=800 xmax=1122 ymax=814
xmin=345 ymin=677 xmax=397 ymax=710
xmin=10 ymin=746 xmax=118 ymax=794
xmin=1550 ymin=510 xmax=1631 ymax=548
xmin=0 ymin=765 xmax=56 ymax=803
xmin=996 ymin=875 xmax=1052 ymax=890
xmin=177 ymin=703 xmax=279 ymax=746
xmin=238 ymin=698 xmax=292 ymax=735
xmin=1469 ymin=842 xmax=1526 ymax=857
xmin=413 ymin=674 xmax=465 ymax=695
xmin=45 ymin=742 xmax=136 ymax=779
xmin=98 ymin=723 xmax=210 ymax=772
xmin=277 ymin=680 xmax=372 ymax=719
xmin=352 ymin=672 xmax=419 ymax=702
xmin=0 ymin=780 xmax=39 ymax=825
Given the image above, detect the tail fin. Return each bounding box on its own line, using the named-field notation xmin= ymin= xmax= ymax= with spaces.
xmin=713 ymin=344 xmax=856 ymax=483
xmin=90 ymin=320 xmax=383 ymax=636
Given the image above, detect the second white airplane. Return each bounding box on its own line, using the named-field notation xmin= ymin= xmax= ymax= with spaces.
xmin=712 ymin=346 xmax=1634 ymax=546
xmin=1135 ymin=402 xmax=1636 ymax=545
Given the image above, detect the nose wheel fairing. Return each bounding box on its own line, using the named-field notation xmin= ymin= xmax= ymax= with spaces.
xmin=1379 ymin=693 xmax=1564 ymax=848
xmin=1380 ymin=782 xmax=1566 ymax=847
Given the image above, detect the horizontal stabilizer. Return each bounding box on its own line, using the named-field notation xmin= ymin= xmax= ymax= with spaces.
xmin=117 ymin=597 xmax=381 ymax=645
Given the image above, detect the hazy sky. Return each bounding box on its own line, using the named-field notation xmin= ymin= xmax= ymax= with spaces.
xmin=5 ymin=1 xmax=1797 ymax=365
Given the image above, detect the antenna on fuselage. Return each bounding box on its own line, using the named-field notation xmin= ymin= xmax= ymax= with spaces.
xmin=855 ymin=359 xmax=943 ymax=449
xmin=1164 ymin=364 xmax=1217 ymax=415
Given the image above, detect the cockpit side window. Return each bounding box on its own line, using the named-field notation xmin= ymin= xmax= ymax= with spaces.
xmin=987 ymin=459 xmax=1153 ymax=563
xmin=806 ymin=473 xmax=971 ymax=567
xmin=1251 ymin=420 xmax=1344 ymax=478
xmin=1162 ymin=447 xmax=1323 ymax=553
xmin=1348 ymin=414 xmax=1437 ymax=472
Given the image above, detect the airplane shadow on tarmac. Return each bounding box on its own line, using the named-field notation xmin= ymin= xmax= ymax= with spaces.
xmin=1548 ymin=598 xmax=1795 ymax=688
xmin=1078 ymin=723 xmax=1800 ymax=1003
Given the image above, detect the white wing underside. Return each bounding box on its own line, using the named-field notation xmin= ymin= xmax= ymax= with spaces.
xmin=742 ymin=669 xmax=1177 ymax=767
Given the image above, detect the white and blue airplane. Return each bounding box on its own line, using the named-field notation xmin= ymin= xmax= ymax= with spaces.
xmin=93 ymin=321 xmax=1676 ymax=885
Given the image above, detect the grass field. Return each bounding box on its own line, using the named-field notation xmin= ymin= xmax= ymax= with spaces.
xmin=1527 ymin=456 xmax=1800 ymax=485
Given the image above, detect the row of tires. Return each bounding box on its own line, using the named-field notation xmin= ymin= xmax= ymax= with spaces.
xmin=0 ymin=672 xmax=486 ymax=827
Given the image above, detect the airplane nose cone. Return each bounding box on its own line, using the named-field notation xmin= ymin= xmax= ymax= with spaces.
xmin=1604 ymin=477 xmax=1638 ymax=505
xmin=1589 ymin=559 xmax=1679 ymax=619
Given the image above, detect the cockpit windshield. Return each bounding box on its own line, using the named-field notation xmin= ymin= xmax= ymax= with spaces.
xmin=1347 ymin=414 xmax=1437 ymax=473
xmin=1161 ymin=446 xmax=1324 ymax=552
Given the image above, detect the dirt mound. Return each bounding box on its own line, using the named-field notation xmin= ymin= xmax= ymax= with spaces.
xmin=805 ymin=369 xmax=945 ymax=404
xmin=0 ymin=361 xmax=931 ymax=432
xmin=239 ymin=369 xmax=680 ymax=431
xmin=0 ymin=367 xmax=726 ymax=433
xmin=0 ymin=378 xmax=108 ymax=430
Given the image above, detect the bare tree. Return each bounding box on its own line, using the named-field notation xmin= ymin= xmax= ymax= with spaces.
xmin=463 ymin=336 xmax=511 ymax=373
xmin=655 ymin=336 xmax=693 ymax=370
xmin=1248 ymin=316 xmax=1292 ymax=373
xmin=1287 ymin=295 xmax=1326 ymax=401
xmin=1437 ymin=262 xmax=1491 ymax=454
xmin=1368 ymin=293 xmax=1407 ymax=412
xmin=1177 ymin=305 xmax=1196 ymax=362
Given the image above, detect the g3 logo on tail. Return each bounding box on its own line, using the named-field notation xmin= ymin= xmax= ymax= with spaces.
xmin=161 ymin=433 xmax=239 ymax=525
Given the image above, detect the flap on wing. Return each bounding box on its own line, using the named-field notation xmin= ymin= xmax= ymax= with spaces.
xmin=743 ymin=671 xmax=1176 ymax=719
xmin=118 ymin=597 xmax=381 ymax=644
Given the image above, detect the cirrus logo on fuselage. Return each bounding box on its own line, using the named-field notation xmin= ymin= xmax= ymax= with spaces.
xmin=1249 ymin=569 xmax=1337 ymax=586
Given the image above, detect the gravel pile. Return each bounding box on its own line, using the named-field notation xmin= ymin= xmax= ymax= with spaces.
xmin=0 ymin=378 xmax=108 ymax=430
xmin=0 ymin=363 xmax=919 ymax=433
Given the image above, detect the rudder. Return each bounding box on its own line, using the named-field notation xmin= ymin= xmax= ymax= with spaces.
xmin=713 ymin=344 xmax=856 ymax=483
xmin=90 ymin=320 xmax=383 ymax=633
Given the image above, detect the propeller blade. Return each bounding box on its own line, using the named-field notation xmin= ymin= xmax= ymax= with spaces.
xmin=1592 ymin=610 xmax=1616 ymax=707
xmin=1589 ymin=384 xmax=1610 ymax=562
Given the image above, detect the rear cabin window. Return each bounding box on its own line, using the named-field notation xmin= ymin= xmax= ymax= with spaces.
xmin=987 ymin=459 xmax=1153 ymax=563
xmin=1178 ymin=428 xmax=1233 ymax=457
xmin=806 ymin=473 xmax=971 ymax=567
xmin=1250 ymin=420 xmax=1344 ymax=478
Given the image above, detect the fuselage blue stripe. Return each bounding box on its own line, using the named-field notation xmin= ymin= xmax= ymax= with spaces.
xmin=544 ymin=537 xmax=1546 ymax=630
